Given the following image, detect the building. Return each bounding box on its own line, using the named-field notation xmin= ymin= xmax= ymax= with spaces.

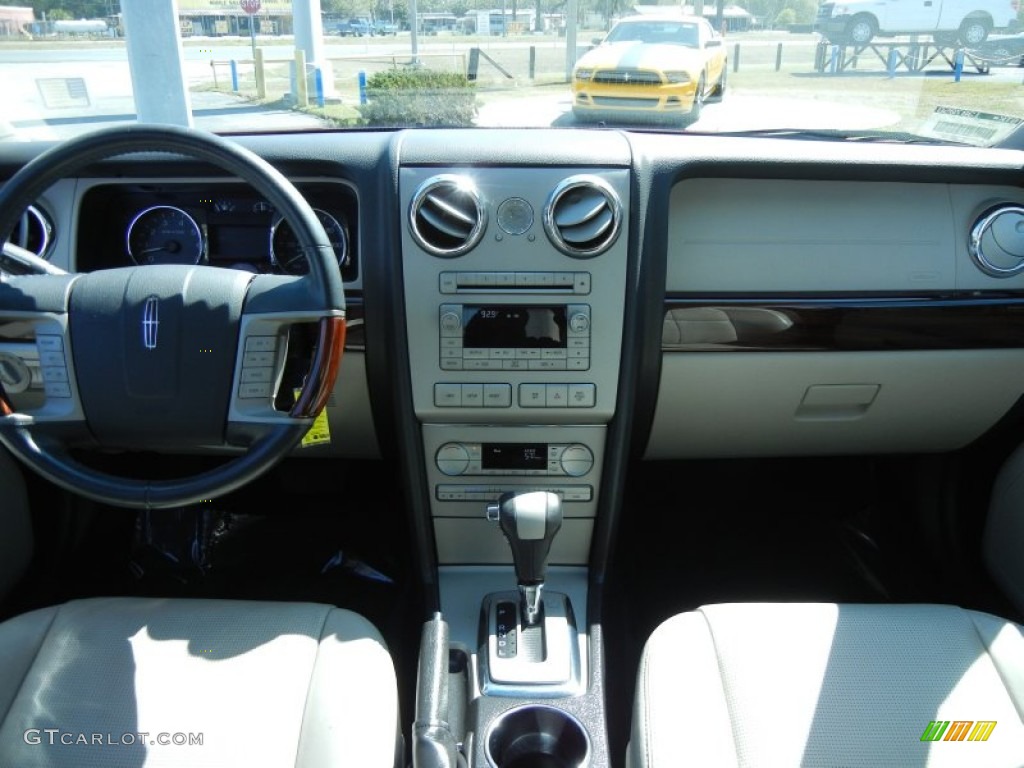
xmin=0 ymin=5 xmax=33 ymax=38
xmin=632 ymin=3 xmax=754 ymax=32
xmin=176 ymin=0 xmax=292 ymax=37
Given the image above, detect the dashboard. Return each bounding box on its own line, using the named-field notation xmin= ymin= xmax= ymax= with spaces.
xmin=4 ymin=128 xmax=1024 ymax=574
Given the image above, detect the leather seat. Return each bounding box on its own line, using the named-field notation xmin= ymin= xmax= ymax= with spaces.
xmin=0 ymin=597 xmax=400 ymax=767
xmin=628 ymin=603 xmax=1024 ymax=767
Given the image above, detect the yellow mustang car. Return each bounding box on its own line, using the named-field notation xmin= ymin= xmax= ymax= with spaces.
xmin=572 ymin=15 xmax=728 ymax=125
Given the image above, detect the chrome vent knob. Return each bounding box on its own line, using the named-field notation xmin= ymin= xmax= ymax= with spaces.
xmin=970 ymin=204 xmax=1024 ymax=278
xmin=408 ymin=174 xmax=487 ymax=258
xmin=543 ymin=175 xmax=622 ymax=258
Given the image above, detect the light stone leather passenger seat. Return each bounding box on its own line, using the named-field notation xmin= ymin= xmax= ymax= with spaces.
xmin=628 ymin=603 xmax=1024 ymax=767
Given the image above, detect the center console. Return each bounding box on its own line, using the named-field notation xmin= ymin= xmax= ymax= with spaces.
xmin=400 ymin=161 xmax=630 ymax=767
xmin=401 ymin=166 xmax=629 ymax=566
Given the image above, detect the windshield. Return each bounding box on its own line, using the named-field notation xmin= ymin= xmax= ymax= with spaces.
xmin=1 ymin=1 xmax=1022 ymax=146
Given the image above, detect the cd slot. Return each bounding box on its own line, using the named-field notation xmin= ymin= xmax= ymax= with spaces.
xmin=440 ymin=271 xmax=591 ymax=295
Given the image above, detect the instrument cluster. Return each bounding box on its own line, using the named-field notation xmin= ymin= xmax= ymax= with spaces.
xmin=76 ymin=181 xmax=358 ymax=282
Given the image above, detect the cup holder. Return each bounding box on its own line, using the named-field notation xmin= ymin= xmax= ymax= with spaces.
xmin=485 ymin=704 xmax=590 ymax=768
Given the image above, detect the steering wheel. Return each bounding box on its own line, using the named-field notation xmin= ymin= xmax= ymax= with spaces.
xmin=0 ymin=125 xmax=346 ymax=509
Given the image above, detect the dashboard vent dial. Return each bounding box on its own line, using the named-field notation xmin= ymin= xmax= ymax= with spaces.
xmin=409 ymin=174 xmax=487 ymax=257
xmin=544 ymin=175 xmax=622 ymax=258
xmin=4 ymin=205 xmax=53 ymax=259
xmin=970 ymin=204 xmax=1024 ymax=278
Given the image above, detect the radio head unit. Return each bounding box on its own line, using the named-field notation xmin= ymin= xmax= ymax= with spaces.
xmin=440 ymin=303 xmax=590 ymax=371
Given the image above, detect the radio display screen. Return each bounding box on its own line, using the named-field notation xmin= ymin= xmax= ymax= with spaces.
xmin=482 ymin=443 xmax=548 ymax=470
xmin=462 ymin=305 xmax=566 ymax=349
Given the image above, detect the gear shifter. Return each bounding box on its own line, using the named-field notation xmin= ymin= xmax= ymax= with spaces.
xmin=487 ymin=490 xmax=563 ymax=626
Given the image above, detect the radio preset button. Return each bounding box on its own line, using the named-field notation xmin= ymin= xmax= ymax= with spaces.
xmin=434 ymin=383 xmax=462 ymax=407
xmin=461 ymin=384 xmax=484 ymax=406
xmin=484 ymin=384 xmax=512 ymax=407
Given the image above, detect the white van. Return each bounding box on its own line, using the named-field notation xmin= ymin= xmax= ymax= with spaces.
xmin=815 ymin=0 xmax=1019 ymax=46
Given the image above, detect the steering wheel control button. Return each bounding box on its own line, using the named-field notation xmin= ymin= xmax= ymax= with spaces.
xmin=437 ymin=443 xmax=472 ymax=476
xmin=244 ymin=335 xmax=277 ymax=353
xmin=42 ymin=366 xmax=69 ymax=383
xmin=33 ymin=334 xmax=73 ymax=399
xmin=239 ymin=382 xmax=272 ymax=399
xmin=43 ymin=381 xmax=72 ymax=398
xmin=35 ymin=335 xmax=63 ymax=352
xmin=241 ymin=367 xmax=273 ymax=383
xmin=243 ymin=351 xmax=275 ymax=367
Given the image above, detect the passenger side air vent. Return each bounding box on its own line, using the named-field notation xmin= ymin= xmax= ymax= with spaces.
xmin=544 ymin=175 xmax=622 ymax=258
xmin=409 ymin=174 xmax=487 ymax=257
xmin=970 ymin=204 xmax=1024 ymax=277
xmin=4 ymin=205 xmax=53 ymax=259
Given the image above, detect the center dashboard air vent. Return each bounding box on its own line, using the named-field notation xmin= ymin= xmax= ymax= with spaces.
xmin=409 ymin=174 xmax=487 ymax=258
xmin=543 ymin=175 xmax=622 ymax=258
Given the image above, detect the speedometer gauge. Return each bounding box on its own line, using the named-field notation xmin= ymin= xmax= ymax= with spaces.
xmin=126 ymin=205 xmax=204 ymax=265
xmin=270 ymin=209 xmax=348 ymax=276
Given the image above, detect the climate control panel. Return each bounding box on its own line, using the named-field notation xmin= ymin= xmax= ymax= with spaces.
xmin=435 ymin=441 xmax=595 ymax=477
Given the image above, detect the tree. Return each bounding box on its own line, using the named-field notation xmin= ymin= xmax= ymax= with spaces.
xmin=30 ymin=1 xmax=117 ymax=19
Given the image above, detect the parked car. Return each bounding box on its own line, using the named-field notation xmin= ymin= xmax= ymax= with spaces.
xmin=815 ymin=0 xmax=1018 ymax=46
xmin=572 ymin=15 xmax=727 ymax=125
xmin=334 ymin=18 xmax=373 ymax=36
xmin=968 ymin=30 xmax=1024 ymax=65
xmin=373 ymin=20 xmax=398 ymax=35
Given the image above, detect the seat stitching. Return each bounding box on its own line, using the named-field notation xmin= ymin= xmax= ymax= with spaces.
xmin=0 ymin=605 xmax=60 ymax=729
xmin=641 ymin=644 xmax=653 ymax=768
xmin=698 ymin=608 xmax=743 ymax=767
xmin=964 ymin=608 xmax=1024 ymax=722
xmin=293 ymin=605 xmax=332 ymax=768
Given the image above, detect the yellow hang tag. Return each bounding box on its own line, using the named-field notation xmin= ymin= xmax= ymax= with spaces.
xmin=294 ymin=388 xmax=332 ymax=447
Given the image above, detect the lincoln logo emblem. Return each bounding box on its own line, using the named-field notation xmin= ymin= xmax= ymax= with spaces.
xmin=142 ymin=296 xmax=159 ymax=350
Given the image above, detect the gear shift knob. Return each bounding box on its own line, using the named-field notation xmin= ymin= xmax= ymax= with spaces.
xmin=487 ymin=490 xmax=563 ymax=625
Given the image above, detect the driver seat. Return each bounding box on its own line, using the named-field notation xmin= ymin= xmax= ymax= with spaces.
xmin=0 ymin=596 xmax=400 ymax=767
